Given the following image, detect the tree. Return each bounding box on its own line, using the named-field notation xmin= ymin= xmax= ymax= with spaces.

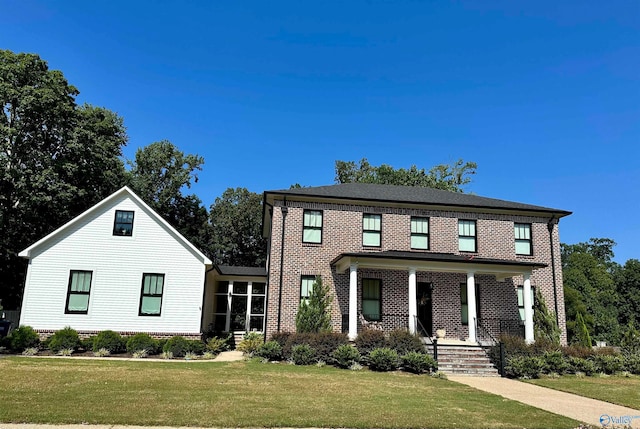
xmin=334 ymin=158 xmax=476 ymax=192
xmin=209 ymin=188 xmax=267 ymax=267
xmin=533 ymin=288 xmax=560 ymax=344
xmin=0 ymin=50 xmax=128 ymax=309
xmin=615 ymin=259 xmax=640 ymax=328
xmin=573 ymin=312 xmax=592 ymax=347
xmin=295 ymin=276 xmax=333 ymax=333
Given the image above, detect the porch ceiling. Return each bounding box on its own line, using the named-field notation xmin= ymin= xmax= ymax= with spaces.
xmin=332 ymin=251 xmax=547 ymax=280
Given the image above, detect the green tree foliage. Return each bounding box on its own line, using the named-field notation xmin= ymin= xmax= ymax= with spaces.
xmin=127 ymin=141 xmax=212 ymax=257
xmin=614 ymin=259 xmax=640 ymax=328
xmin=533 ymin=288 xmax=560 ymax=345
xmin=334 ymin=158 xmax=476 ymax=192
xmin=209 ymin=187 xmax=267 ymax=266
xmin=0 ymin=50 xmax=127 ymax=308
xmin=296 ymin=276 xmax=333 ymax=333
xmin=574 ymin=312 xmax=592 ymax=347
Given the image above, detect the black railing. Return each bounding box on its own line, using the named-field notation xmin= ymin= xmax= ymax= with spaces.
xmin=476 ymin=318 xmax=524 ymax=340
xmin=476 ymin=317 xmax=498 ymax=345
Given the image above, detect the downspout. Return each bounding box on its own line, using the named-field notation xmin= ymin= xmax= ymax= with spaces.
xmin=200 ymin=264 xmax=217 ymax=335
xmin=276 ymin=200 xmax=288 ymax=332
xmin=547 ymin=216 xmax=560 ymax=327
xmin=262 ymin=204 xmax=273 ymax=342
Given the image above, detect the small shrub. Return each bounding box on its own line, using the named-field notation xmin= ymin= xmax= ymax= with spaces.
xmin=48 ymin=327 xmax=81 ymax=353
xmin=9 ymin=326 xmax=40 ymax=352
xmin=126 ymin=333 xmax=159 ymax=354
xmin=308 ymin=332 xmax=349 ymax=364
xmin=93 ymin=348 xmax=111 ymax=357
xmin=291 ymin=344 xmax=316 ymax=365
xmin=132 ymin=349 xmax=148 ymax=359
xmin=93 ymin=330 xmax=124 ymax=353
xmin=256 ymin=340 xmax=283 ymax=361
xmin=80 ymin=336 xmax=95 ymax=352
xmin=543 ymin=350 xmax=568 ymax=375
xmin=162 ymin=350 xmax=174 ymax=359
xmin=187 ymin=339 xmax=205 ymax=355
xmin=355 ymin=329 xmax=386 ymax=361
xmin=332 ymin=344 xmax=361 ymax=368
xmin=568 ymin=357 xmax=597 ymax=375
xmin=206 ymin=335 xmax=232 ymax=354
xmin=184 ymin=351 xmax=199 ymax=360
xmin=401 ymin=352 xmax=437 ymax=374
xmin=505 ymin=356 xmax=546 ymax=379
xmin=349 ymin=362 xmax=363 ymax=371
xmin=269 ymin=332 xmax=292 ymax=352
xmin=593 ymin=354 xmax=624 ymax=374
xmin=57 ymin=348 xmax=73 ymax=356
xmin=624 ymin=354 xmax=640 ymax=375
xmin=562 ymin=344 xmax=594 ymax=359
xmin=21 ymin=347 xmax=38 ymax=356
xmin=237 ymin=332 xmax=264 ymax=356
xmin=387 ymin=329 xmax=425 ymax=355
xmin=368 ymin=347 xmax=400 ymax=372
xmin=163 ymin=336 xmax=190 ymax=358
xmin=316 ymin=360 xmax=326 ymax=368
xmin=202 ymin=351 xmax=216 ymax=360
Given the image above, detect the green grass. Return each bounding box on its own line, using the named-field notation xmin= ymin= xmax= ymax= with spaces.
xmin=0 ymin=357 xmax=580 ymax=428
xmin=528 ymin=374 xmax=640 ymax=410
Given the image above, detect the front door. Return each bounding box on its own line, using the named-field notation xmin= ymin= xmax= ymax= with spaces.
xmin=416 ymin=282 xmax=433 ymax=336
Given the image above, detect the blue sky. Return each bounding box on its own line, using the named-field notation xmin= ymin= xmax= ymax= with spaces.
xmin=2 ymin=1 xmax=639 ymax=263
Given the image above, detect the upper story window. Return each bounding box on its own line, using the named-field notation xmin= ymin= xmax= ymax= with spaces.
xmin=410 ymin=217 xmax=429 ymax=250
xmin=113 ymin=210 xmax=134 ymax=236
xmin=65 ymin=270 xmax=92 ymax=314
xmin=302 ymin=210 xmax=323 ymax=244
xmin=139 ymin=273 xmax=164 ymax=316
xmin=458 ymin=219 xmax=477 ymax=252
xmin=515 ymin=223 xmax=532 ymax=255
xmin=363 ymin=214 xmax=381 ymax=247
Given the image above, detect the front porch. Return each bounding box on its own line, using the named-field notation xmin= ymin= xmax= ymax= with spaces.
xmin=333 ymin=251 xmax=545 ymax=345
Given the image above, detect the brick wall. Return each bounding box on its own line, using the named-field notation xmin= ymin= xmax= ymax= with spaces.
xmin=266 ymin=199 xmax=567 ymax=344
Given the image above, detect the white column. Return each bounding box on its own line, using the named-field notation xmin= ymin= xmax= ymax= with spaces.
xmin=348 ymin=263 xmax=358 ymax=341
xmin=466 ymin=272 xmax=477 ymax=342
xmin=523 ymin=273 xmax=534 ymax=344
xmin=408 ymin=268 xmax=417 ymax=334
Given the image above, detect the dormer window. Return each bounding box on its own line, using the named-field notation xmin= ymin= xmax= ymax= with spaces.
xmin=113 ymin=210 xmax=134 ymax=236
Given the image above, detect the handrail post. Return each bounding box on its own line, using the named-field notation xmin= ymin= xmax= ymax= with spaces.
xmin=433 ymin=337 xmax=438 ymax=361
xmin=499 ymin=341 xmax=505 ymax=377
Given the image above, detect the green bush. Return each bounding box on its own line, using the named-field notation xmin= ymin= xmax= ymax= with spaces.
xmin=543 ymin=350 xmax=568 ymax=375
xmin=568 ymin=357 xmax=597 ymax=375
xmin=206 ymin=335 xmax=231 ymax=354
xmin=593 ymin=354 xmax=624 ymax=374
xmin=387 ymin=329 xmax=425 ymax=355
xmin=401 ymin=352 xmax=437 ymax=374
xmin=368 ymin=347 xmax=400 ymax=372
xmin=291 ymin=344 xmax=316 ymax=365
xmin=8 ymin=326 xmax=40 ymax=352
xmin=163 ymin=336 xmax=190 ymax=357
xmin=624 ymin=354 xmax=640 ymax=374
xmin=256 ymin=340 xmax=283 ymax=361
xmin=354 ymin=329 xmax=386 ymax=361
xmin=187 ymin=339 xmax=205 ymax=354
xmin=562 ymin=344 xmax=595 ymax=359
xmin=505 ymin=356 xmax=546 ymax=379
xmin=307 ymin=332 xmax=348 ymax=364
xmin=237 ymin=332 xmax=264 ymax=356
xmin=92 ymin=330 xmax=124 ymax=353
xmin=126 ymin=333 xmax=159 ymax=354
xmin=47 ymin=327 xmax=81 ymax=353
xmin=332 ymin=344 xmax=361 ymax=368
xmin=269 ymin=332 xmax=292 ymax=354
xmin=80 ymin=336 xmax=95 ymax=352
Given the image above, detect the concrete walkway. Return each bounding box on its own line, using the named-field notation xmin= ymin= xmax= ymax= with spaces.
xmin=449 ymin=375 xmax=640 ymax=428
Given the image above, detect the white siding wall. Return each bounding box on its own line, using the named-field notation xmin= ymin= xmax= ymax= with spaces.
xmin=20 ymin=194 xmax=206 ymax=334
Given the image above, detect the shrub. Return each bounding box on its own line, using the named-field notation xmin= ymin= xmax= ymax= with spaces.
xmin=332 ymin=344 xmax=361 ymax=369
xmin=132 ymin=349 xmax=148 ymax=359
xmin=355 ymin=329 xmax=386 ymax=361
xmin=206 ymin=335 xmax=231 ymax=354
xmin=593 ymin=354 xmax=624 ymax=374
xmin=624 ymin=354 xmax=640 ymax=374
xmin=620 ymin=321 xmax=640 ymax=356
xmin=57 ymin=348 xmax=73 ymax=356
xmin=22 ymin=347 xmax=39 ymax=356
xmin=543 ymin=351 xmax=568 ymax=375
xmin=93 ymin=330 xmax=124 ymax=353
xmin=256 ymin=340 xmax=283 ymax=361
xmin=48 ymin=327 xmax=80 ymax=353
xmin=126 ymin=333 xmax=159 ymax=354
xmin=93 ymin=348 xmax=110 ymax=357
xmin=237 ymin=332 xmax=264 ymax=356
xmin=505 ymin=356 xmax=546 ymax=379
xmin=368 ymin=347 xmax=400 ymax=372
xmin=387 ymin=329 xmax=425 ymax=355
xmin=184 ymin=351 xmax=199 ymax=360
xmin=568 ymin=357 xmax=597 ymax=375
xmin=295 ymin=276 xmax=333 ymax=333
xmin=163 ymin=336 xmax=190 ymax=358
xmin=187 ymin=339 xmax=205 ymax=355
xmin=80 ymin=336 xmax=95 ymax=352
xmin=401 ymin=352 xmax=437 ymax=374
xmin=8 ymin=325 xmax=40 ymax=352
xmin=291 ymin=344 xmax=316 ymax=365
xmin=562 ymin=344 xmax=594 ymax=359
xmin=307 ymin=332 xmax=348 ymax=364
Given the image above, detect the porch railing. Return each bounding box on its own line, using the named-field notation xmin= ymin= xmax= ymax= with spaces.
xmin=341 ymin=313 xmax=409 ymax=334
xmin=477 ymin=318 xmax=524 ymax=340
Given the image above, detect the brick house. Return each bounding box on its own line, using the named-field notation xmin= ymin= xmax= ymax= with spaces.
xmin=262 ymin=183 xmax=570 ymax=345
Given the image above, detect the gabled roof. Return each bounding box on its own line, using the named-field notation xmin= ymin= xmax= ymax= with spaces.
xmin=265 ymin=183 xmax=571 ymax=216
xmin=19 ymin=186 xmax=213 ymax=265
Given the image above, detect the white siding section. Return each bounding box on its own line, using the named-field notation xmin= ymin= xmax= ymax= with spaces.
xmin=20 ymin=193 xmax=206 ymax=334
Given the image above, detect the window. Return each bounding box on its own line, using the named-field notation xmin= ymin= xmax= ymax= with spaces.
xmin=362 ymin=279 xmax=381 ymax=321
xmin=302 ymin=210 xmax=323 ymax=243
xmin=515 ymin=223 xmax=532 ymax=255
xmin=517 ymin=285 xmax=535 ymax=321
xmin=214 ymin=280 xmax=266 ymax=332
xmin=460 ymin=283 xmax=481 ymax=325
xmin=458 ymin=220 xmax=476 ymax=252
xmin=410 ymin=217 xmax=429 ymax=250
xmin=139 ymin=273 xmax=164 ymax=316
xmin=300 ymin=275 xmax=316 ymax=303
xmin=65 ymin=270 xmax=92 ymax=314
xmin=113 ymin=210 xmax=134 ymax=236
xmin=363 ymin=214 xmax=381 ymax=247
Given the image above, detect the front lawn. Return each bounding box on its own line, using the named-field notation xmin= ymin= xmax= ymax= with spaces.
xmin=0 ymin=357 xmax=580 ymax=428
xmin=527 ymin=374 xmax=640 ymax=410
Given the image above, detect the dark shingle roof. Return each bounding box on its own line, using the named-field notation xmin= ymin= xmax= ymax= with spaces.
xmin=267 ymin=183 xmax=570 ymax=216
xmin=215 ymin=265 xmax=267 ymax=277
